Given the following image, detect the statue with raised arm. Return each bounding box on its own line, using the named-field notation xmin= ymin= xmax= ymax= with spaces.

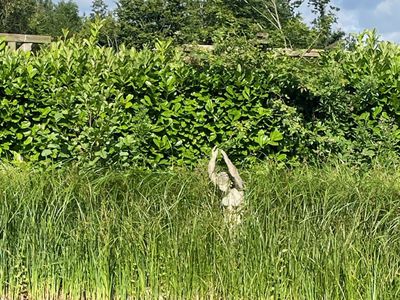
xmin=208 ymin=146 xmax=244 ymax=225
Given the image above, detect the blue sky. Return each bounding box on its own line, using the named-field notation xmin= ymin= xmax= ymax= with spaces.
xmin=67 ymin=0 xmax=400 ymax=43
xmin=300 ymin=0 xmax=400 ymax=43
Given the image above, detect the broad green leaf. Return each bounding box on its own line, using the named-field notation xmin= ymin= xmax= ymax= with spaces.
xmin=23 ymin=136 xmax=33 ymax=145
xmin=269 ymin=130 xmax=283 ymax=142
xmin=41 ymin=149 xmax=52 ymax=157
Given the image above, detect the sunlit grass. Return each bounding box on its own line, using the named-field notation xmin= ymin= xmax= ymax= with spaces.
xmin=0 ymin=163 xmax=399 ymax=299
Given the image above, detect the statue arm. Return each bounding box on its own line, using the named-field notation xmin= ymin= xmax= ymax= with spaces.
xmin=220 ymin=150 xmax=244 ymax=191
xmin=208 ymin=146 xmax=219 ymax=185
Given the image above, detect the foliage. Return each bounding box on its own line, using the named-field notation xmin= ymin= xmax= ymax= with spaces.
xmin=49 ymin=0 xmax=82 ymax=36
xmin=306 ymin=0 xmax=344 ymax=46
xmin=115 ymin=0 xmax=341 ymax=48
xmin=0 ymin=0 xmax=36 ymax=33
xmin=0 ymin=28 xmax=151 ymax=167
xmin=0 ymin=25 xmax=305 ymax=167
xmin=0 ymin=0 xmax=342 ymax=49
xmin=116 ymin=0 xmax=204 ymax=47
xmin=82 ymin=1 xmax=119 ymax=47
xmin=0 ymin=0 xmax=82 ymax=37
xmin=0 ymin=26 xmax=399 ymax=167
xmin=300 ymin=30 xmax=400 ymax=163
xmin=90 ymin=0 xmax=108 ymax=19
xmin=0 ymin=163 xmax=400 ymax=298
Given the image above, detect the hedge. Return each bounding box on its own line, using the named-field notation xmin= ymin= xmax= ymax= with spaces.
xmin=0 ymin=28 xmax=399 ymax=167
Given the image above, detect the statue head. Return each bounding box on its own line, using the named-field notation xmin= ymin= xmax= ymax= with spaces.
xmin=216 ymin=171 xmax=231 ymax=192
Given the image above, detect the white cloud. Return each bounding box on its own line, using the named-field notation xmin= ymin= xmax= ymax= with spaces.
xmin=375 ymin=0 xmax=400 ymax=15
xmin=381 ymin=31 xmax=400 ymax=43
xmin=334 ymin=8 xmax=361 ymax=33
xmin=331 ymin=0 xmax=400 ymax=43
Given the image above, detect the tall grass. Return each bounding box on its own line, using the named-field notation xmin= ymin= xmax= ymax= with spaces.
xmin=0 ymin=163 xmax=399 ymax=299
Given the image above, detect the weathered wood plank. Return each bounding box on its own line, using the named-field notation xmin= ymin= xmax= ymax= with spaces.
xmin=0 ymin=33 xmax=51 ymax=44
xmin=19 ymin=43 xmax=33 ymax=51
xmin=182 ymin=44 xmax=323 ymax=58
xmin=182 ymin=44 xmax=215 ymax=52
xmin=7 ymin=41 xmax=16 ymax=50
xmin=279 ymin=48 xmax=323 ymax=58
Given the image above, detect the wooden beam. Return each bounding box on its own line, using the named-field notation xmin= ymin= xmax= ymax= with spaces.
xmin=182 ymin=44 xmax=323 ymax=58
xmin=19 ymin=43 xmax=33 ymax=51
xmin=7 ymin=41 xmax=16 ymax=50
xmin=0 ymin=33 xmax=51 ymax=44
xmin=182 ymin=44 xmax=215 ymax=52
xmin=279 ymin=48 xmax=323 ymax=58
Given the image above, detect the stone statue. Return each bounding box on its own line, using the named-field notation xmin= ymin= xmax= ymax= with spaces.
xmin=208 ymin=146 xmax=244 ymax=225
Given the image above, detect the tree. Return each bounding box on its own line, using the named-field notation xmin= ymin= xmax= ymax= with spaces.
xmin=0 ymin=0 xmax=36 ymax=33
xmin=117 ymin=0 xmax=194 ymax=47
xmin=241 ymin=0 xmax=293 ymax=47
xmin=116 ymin=0 xmax=264 ymax=47
xmin=51 ymin=0 xmax=82 ymax=36
xmin=240 ymin=0 xmax=343 ymax=48
xmin=90 ymin=0 xmax=108 ymax=19
xmin=116 ymin=0 xmax=342 ymax=48
xmin=308 ymin=0 xmax=344 ymax=46
xmin=82 ymin=0 xmax=119 ymax=47
xmin=292 ymin=0 xmax=344 ymax=47
xmin=29 ymin=0 xmax=55 ymax=35
xmin=1 ymin=0 xmax=82 ymax=37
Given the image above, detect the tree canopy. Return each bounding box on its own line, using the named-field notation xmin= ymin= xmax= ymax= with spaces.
xmin=115 ymin=0 xmax=343 ymax=48
xmin=0 ymin=0 xmax=81 ymax=36
xmin=0 ymin=0 xmax=343 ymax=48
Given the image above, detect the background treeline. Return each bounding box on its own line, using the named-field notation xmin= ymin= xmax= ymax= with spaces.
xmin=0 ymin=0 xmax=344 ymax=49
xmin=0 ymin=27 xmax=399 ymax=168
xmin=0 ymin=0 xmax=82 ymax=37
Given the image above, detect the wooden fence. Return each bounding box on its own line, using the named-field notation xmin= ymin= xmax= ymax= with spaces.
xmin=0 ymin=33 xmax=51 ymax=51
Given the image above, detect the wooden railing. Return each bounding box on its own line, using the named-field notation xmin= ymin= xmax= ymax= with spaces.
xmin=0 ymin=33 xmax=51 ymax=51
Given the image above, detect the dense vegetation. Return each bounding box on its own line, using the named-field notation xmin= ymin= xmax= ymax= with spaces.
xmin=1 ymin=2 xmax=400 ymax=299
xmin=115 ymin=0 xmax=343 ymax=48
xmin=1 ymin=0 xmax=343 ymax=49
xmin=1 ymin=163 xmax=399 ymax=298
xmin=0 ymin=0 xmax=82 ymax=37
xmin=0 ymin=27 xmax=399 ymax=167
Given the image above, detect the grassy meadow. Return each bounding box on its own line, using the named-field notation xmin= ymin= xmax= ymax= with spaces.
xmin=0 ymin=162 xmax=399 ymax=299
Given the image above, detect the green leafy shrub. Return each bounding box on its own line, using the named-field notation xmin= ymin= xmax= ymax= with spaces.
xmin=0 ymin=30 xmax=306 ymax=167
xmin=301 ymin=30 xmax=400 ymax=163
xmin=0 ymin=30 xmax=155 ymax=167
xmin=0 ymin=27 xmax=399 ymax=168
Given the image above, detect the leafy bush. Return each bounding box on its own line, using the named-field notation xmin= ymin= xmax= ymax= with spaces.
xmin=0 ymin=30 xmax=152 ymax=167
xmin=0 ymin=27 xmax=399 ymax=167
xmin=0 ymin=29 xmax=304 ymax=167
xmin=301 ymin=30 xmax=400 ymax=163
